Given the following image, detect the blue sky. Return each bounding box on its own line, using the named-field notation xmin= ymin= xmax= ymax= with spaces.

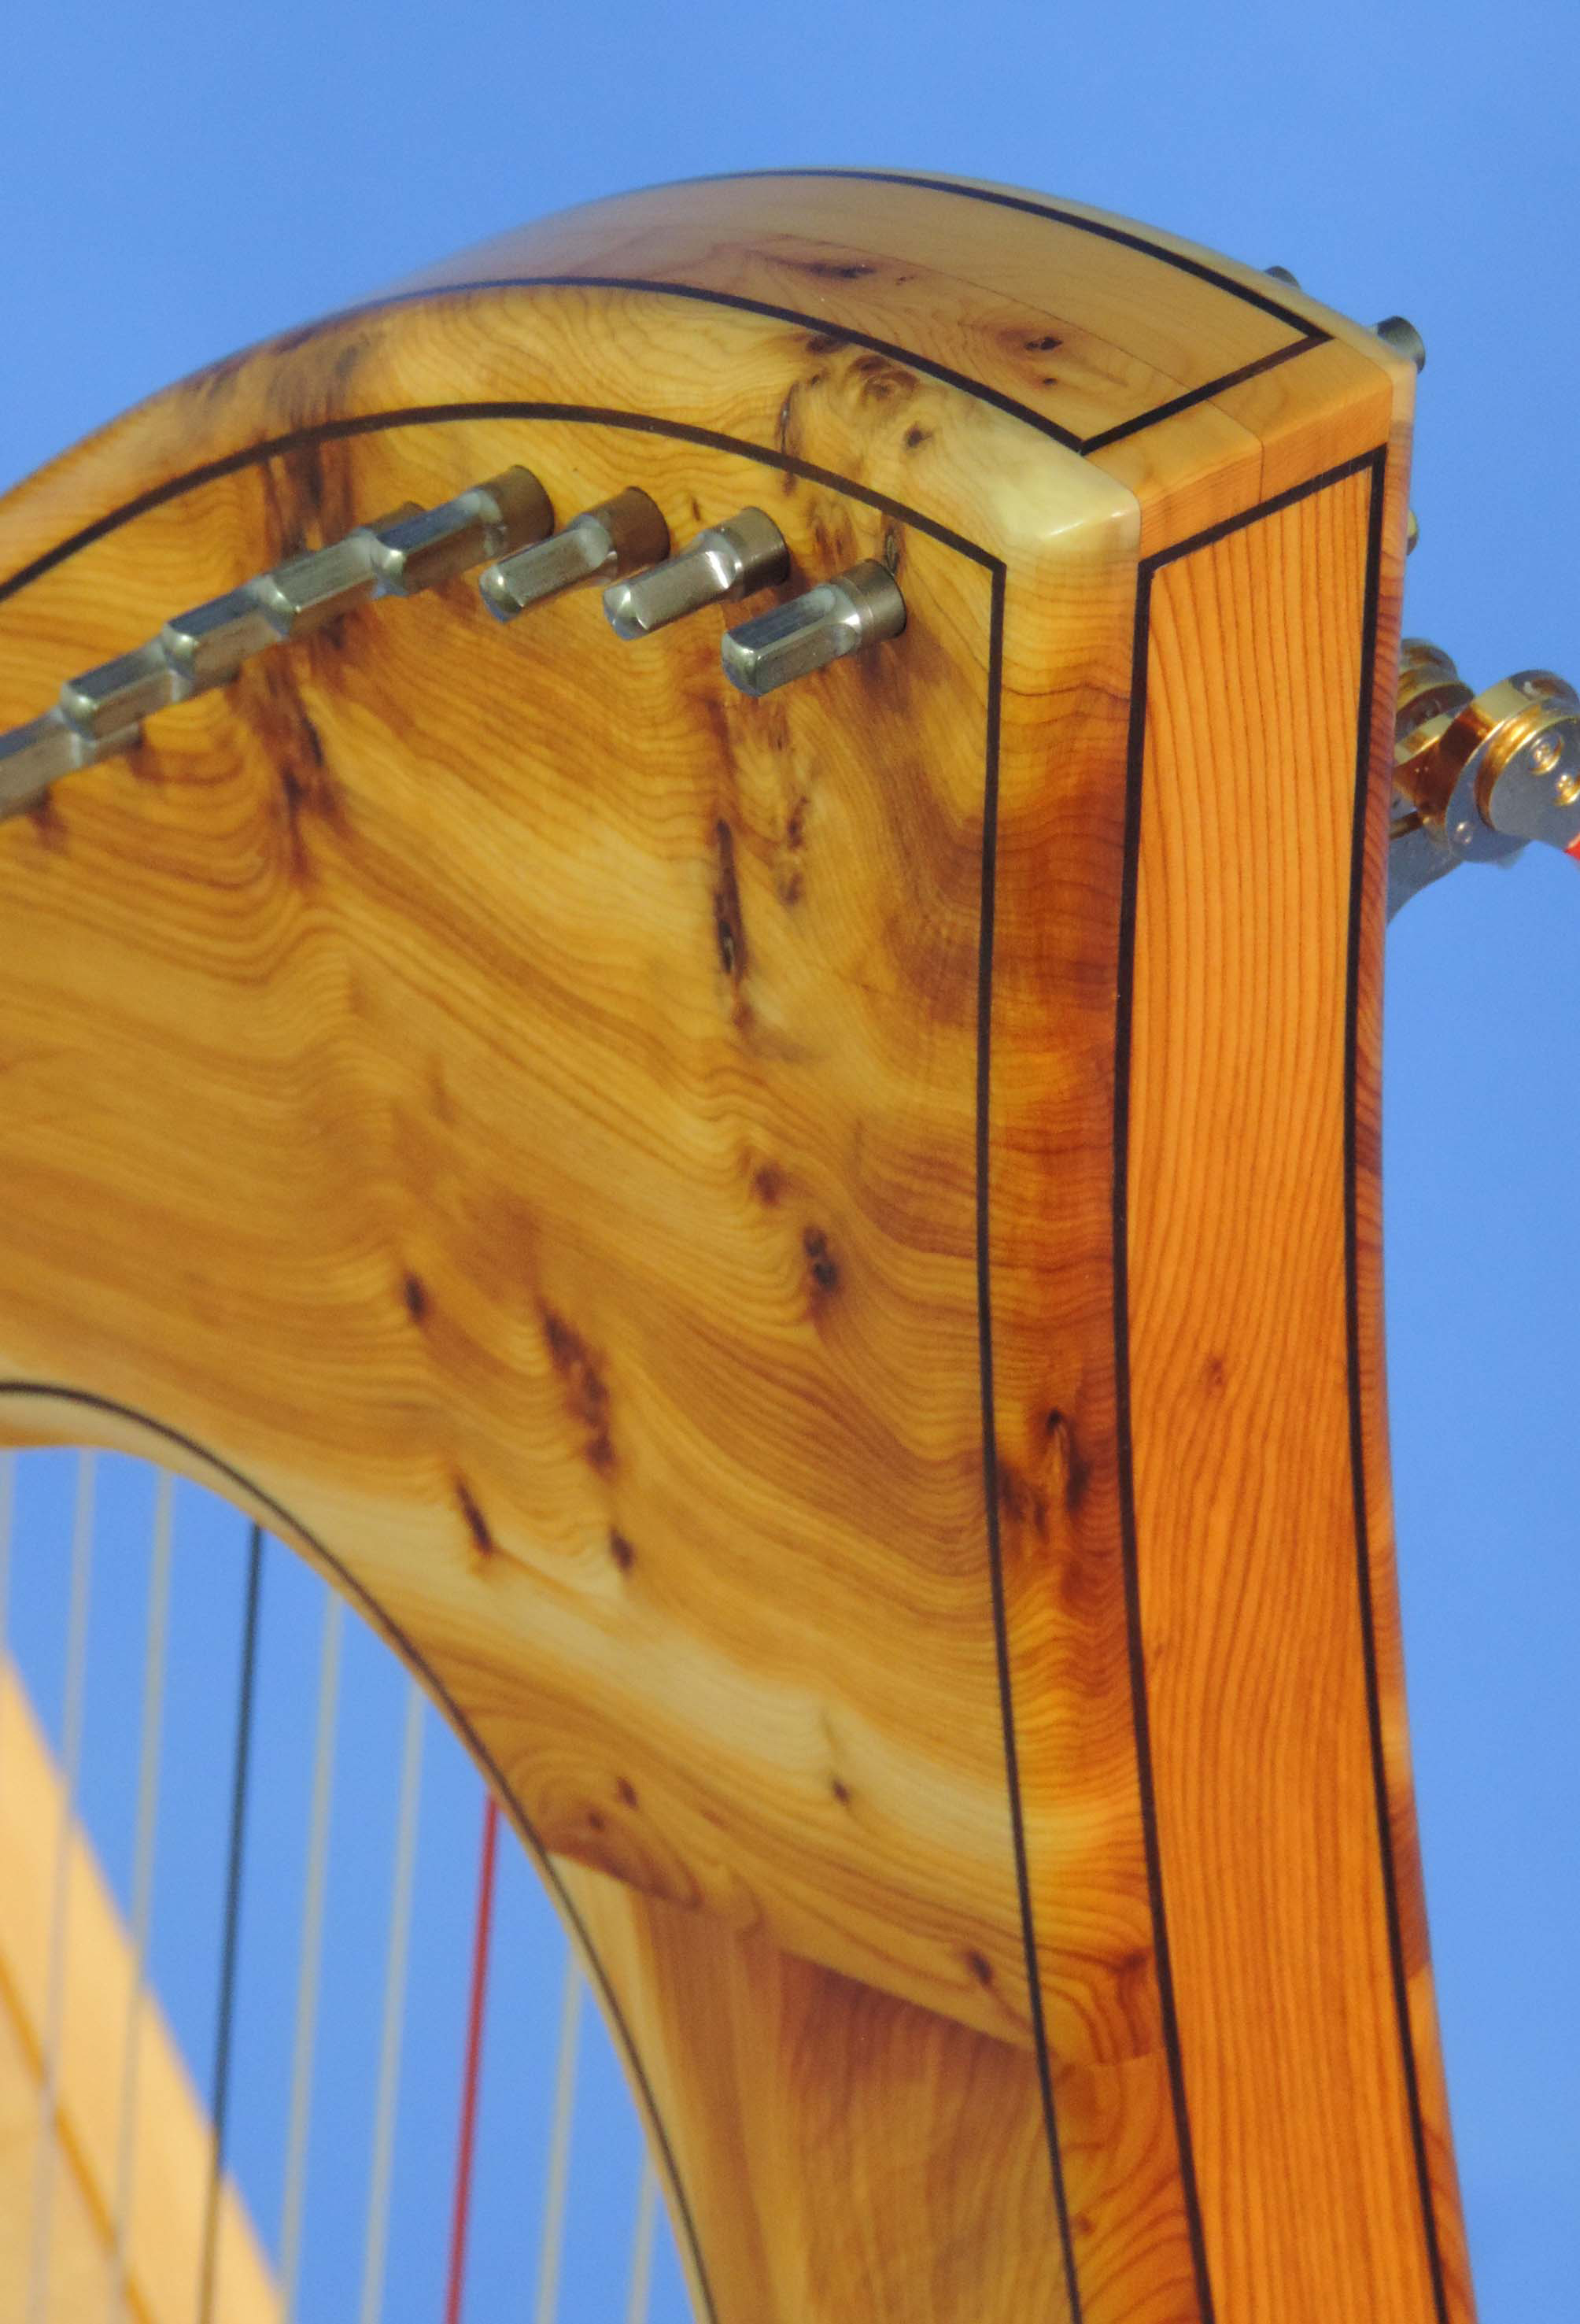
xmin=1 ymin=2 xmax=1575 ymax=2315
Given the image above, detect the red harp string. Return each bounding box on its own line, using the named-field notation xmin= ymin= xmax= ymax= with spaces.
xmin=444 ymin=1791 xmax=501 ymax=2324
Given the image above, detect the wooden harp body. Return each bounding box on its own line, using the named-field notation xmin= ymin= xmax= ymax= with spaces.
xmin=0 ymin=172 xmax=1472 ymax=2322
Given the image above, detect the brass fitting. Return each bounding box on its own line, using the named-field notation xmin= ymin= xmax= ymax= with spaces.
xmin=1389 ymin=641 xmax=1580 ymax=916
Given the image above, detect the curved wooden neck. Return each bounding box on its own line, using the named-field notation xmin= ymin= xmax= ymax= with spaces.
xmin=0 ymin=172 xmax=1471 ymax=2322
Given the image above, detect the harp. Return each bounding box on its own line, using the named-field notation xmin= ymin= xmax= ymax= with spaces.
xmin=0 ymin=167 xmax=1572 ymax=2322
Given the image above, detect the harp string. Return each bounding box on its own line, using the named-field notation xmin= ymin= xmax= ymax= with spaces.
xmin=107 ymin=1465 xmax=175 ymax=2322
xmin=444 ymin=1790 xmax=500 ymax=2324
xmin=25 ymin=1447 xmax=97 ymax=2324
xmin=0 ymin=1455 xmax=688 ymax=2322
xmin=535 ymin=1949 xmax=585 ymax=2324
xmin=279 ymin=1586 xmax=343 ymax=2321
xmin=358 ymin=1674 xmax=426 ymax=2324
xmin=0 ymin=1450 xmax=13 ymax=1811
xmin=198 ymin=1520 xmax=265 ymax=2324
xmin=626 ymin=2156 xmax=659 ymax=2324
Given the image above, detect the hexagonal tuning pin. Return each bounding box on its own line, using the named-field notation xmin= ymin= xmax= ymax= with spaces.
xmin=250 ymin=534 xmax=393 ymax=641
xmin=721 ymin=561 xmax=906 ymax=697
xmin=161 ymin=586 xmax=290 ymax=696
xmin=0 ymin=468 xmax=567 ymax=810
xmin=479 ymin=488 xmax=668 ymax=623
xmin=1375 ymin=315 xmax=1427 ymax=372
xmin=160 ymin=499 xmax=434 ymax=698
xmin=364 ymin=466 xmax=552 ymax=598
xmin=0 ymin=709 xmax=90 ymax=819
xmin=604 ymin=508 xmax=788 ymax=639
xmin=59 ymin=643 xmax=183 ymax=743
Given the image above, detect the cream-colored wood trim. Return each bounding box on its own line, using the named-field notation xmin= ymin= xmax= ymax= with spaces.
xmin=0 ymin=1654 xmax=279 ymax=2324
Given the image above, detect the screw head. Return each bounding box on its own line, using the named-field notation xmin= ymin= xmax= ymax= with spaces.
xmin=1524 ymin=730 xmax=1567 ymax=779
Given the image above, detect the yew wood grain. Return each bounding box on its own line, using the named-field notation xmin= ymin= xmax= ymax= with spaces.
xmin=560 ymin=1860 xmax=1075 ymax=2324
xmin=0 ymin=172 xmax=1468 ymax=2324
xmin=1125 ymin=467 xmax=1457 ymax=2321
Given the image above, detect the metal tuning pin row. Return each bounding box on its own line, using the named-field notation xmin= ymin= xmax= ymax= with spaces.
xmin=0 ymin=466 xmax=552 ymax=820
xmin=478 ymin=497 xmax=906 ymax=697
xmin=0 ymin=474 xmax=912 ymax=820
xmin=480 ymin=487 xmax=670 ymax=619
xmin=718 ymin=562 xmax=906 ymax=696
xmin=604 ymin=506 xmax=788 ymax=637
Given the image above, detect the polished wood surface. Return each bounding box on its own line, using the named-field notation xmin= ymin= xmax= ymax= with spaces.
xmin=0 ymin=171 xmax=1470 ymax=2320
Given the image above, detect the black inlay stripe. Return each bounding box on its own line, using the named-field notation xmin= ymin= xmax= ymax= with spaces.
xmin=1342 ymin=462 xmax=1454 ymax=2324
xmin=318 ymin=272 xmax=1320 ymax=461
xmin=29 ymin=169 xmax=1328 ymax=505
xmin=579 ymin=165 xmax=1333 ymax=448
xmin=677 ymin=168 xmax=1320 ymax=334
xmin=0 ymin=398 xmax=1084 ymax=2316
xmin=1113 ymin=549 xmax=1218 ymax=2324
xmin=1113 ymin=451 xmax=1382 ymax=2324
xmin=1076 ymin=334 xmax=1326 ymax=455
xmin=1115 ymin=445 xmax=1449 ymax=2322
xmin=198 ymin=1517 xmax=264 ymax=2324
xmin=0 ymin=400 xmax=995 ymax=607
xmin=1110 ymin=534 xmax=1217 ymax=2324
xmin=974 ymin=561 xmax=1085 ymax=2324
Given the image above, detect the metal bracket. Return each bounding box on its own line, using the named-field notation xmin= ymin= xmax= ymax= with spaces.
xmin=1388 ymin=641 xmax=1580 ymax=918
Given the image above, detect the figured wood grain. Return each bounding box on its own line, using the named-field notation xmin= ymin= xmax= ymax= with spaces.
xmin=560 ymin=1858 xmax=1075 ymax=2324
xmin=0 ymin=172 xmax=1470 ymax=2324
xmin=1126 ymin=467 xmax=1441 ymax=2319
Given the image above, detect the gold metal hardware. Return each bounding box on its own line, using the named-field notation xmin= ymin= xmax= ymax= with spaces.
xmin=1389 ymin=641 xmax=1580 ymax=915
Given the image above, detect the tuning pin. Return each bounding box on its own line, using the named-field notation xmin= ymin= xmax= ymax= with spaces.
xmin=255 ymin=531 xmax=406 ymax=641
xmin=0 ymin=708 xmax=91 ymax=818
xmin=364 ymin=467 xmax=552 ymax=597
xmin=604 ymin=508 xmax=788 ymax=639
xmin=479 ymin=488 xmax=668 ymax=622
xmin=161 ymin=586 xmax=290 ymax=696
xmin=1375 ymin=315 xmax=1427 ymax=372
xmin=157 ymin=539 xmax=398 ymax=702
xmin=721 ymin=561 xmax=906 ymax=697
xmin=60 ymin=643 xmax=183 ymax=742
xmin=160 ymin=531 xmax=408 ymax=704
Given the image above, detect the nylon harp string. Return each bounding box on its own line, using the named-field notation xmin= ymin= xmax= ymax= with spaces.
xmin=358 ymin=1674 xmax=427 ymax=2324
xmin=279 ymin=1586 xmax=345 ymax=2321
xmin=25 ymin=1449 xmax=97 ymax=2324
xmin=107 ymin=1465 xmax=176 ymax=2321
xmin=197 ymin=1520 xmax=266 ymax=2324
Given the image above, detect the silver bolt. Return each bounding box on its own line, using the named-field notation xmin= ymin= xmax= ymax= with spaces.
xmin=1524 ymin=730 xmax=1567 ymax=779
xmin=481 ymin=488 xmax=668 ymax=622
xmin=0 ymin=708 xmax=90 ymax=819
xmin=365 ymin=467 xmax=552 ymax=598
xmin=253 ymin=536 xmax=386 ymax=640
xmin=605 ymin=508 xmax=788 ymax=639
xmin=162 ymin=587 xmax=286 ymax=695
xmin=722 ymin=561 xmax=906 ymax=697
xmin=1375 ymin=315 xmax=1427 ymax=373
xmin=60 ymin=643 xmax=182 ymax=741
